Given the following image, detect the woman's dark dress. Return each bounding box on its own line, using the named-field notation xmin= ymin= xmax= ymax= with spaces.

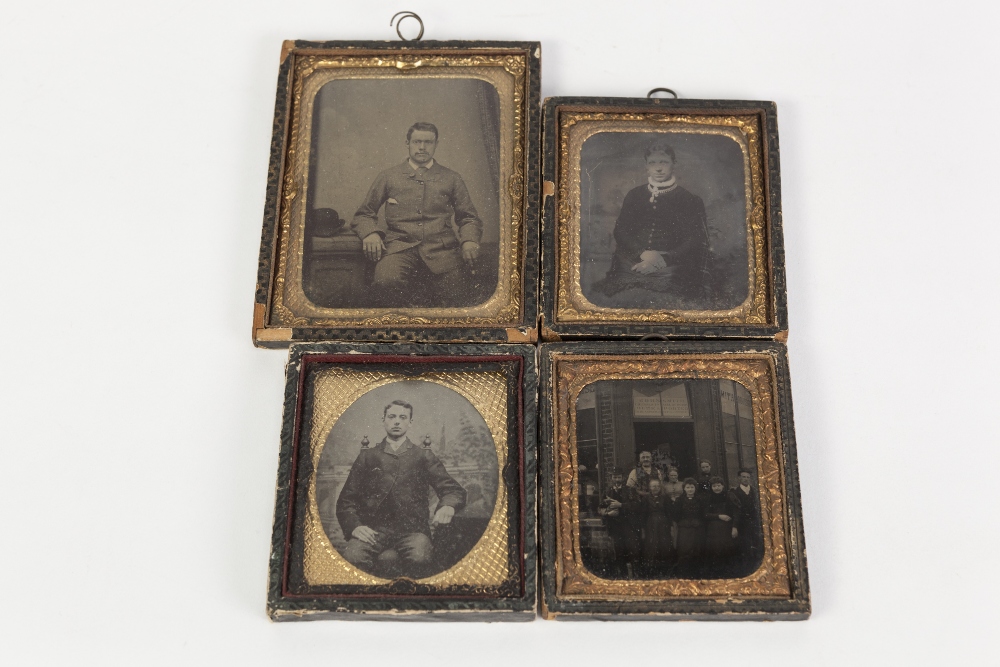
xmin=592 ymin=183 xmax=710 ymax=302
xmin=703 ymin=490 xmax=740 ymax=573
xmin=674 ymin=494 xmax=705 ymax=575
xmin=641 ymin=493 xmax=675 ymax=574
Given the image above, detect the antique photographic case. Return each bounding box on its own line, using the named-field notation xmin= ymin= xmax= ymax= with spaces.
xmin=253 ymin=40 xmax=541 ymax=346
xmin=534 ymin=95 xmax=806 ymax=619
xmin=540 ymin=97 xmax=787 ymax=340
xmin=538 ymin=341 xmax=809 ymax=619
xmin=266 ymin=343 xmax=537 ymax=620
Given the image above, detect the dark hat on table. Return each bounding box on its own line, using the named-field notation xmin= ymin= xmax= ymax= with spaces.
xmin=306 ymin=208 xmax=346 ymax=237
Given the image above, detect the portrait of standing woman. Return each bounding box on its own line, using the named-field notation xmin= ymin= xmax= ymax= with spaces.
xmin=591 ymin=141 xmax=710 ymax=306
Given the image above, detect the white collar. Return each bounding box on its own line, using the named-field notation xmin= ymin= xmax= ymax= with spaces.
xmin=648 ymin=176 xmax=677 ymax=194
xmin=409 ymin=158 xmax=434 ymax=170
xmin=740 ymin=483 xmax=751 ymax=493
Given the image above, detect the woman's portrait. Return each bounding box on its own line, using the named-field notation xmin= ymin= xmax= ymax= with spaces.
xmin=590 ymin=141 xmax=710 ymax=307
xmin=578 ymin=130 xmax=751 ymax=312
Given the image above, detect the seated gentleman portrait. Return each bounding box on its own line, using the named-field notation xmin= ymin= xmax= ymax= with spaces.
xmin=335 ymin=399 xmax=467 ymax=579
xmin=351 ymin=122 xmax=484 ymax=308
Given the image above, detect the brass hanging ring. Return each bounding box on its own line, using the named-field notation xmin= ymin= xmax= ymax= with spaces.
xmin=647 ymin=87 xmax=678 ymax=99
xmin=390 ymin=11 xmax=425 ymax=41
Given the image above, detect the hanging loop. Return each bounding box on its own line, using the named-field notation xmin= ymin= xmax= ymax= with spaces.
xmin=390 ymin=11 xmax=425 ymax=41
xmin=647 ymin=87 xmax=678 ymax=99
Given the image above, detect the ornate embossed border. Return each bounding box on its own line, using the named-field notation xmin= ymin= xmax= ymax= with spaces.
xmin=253 ymin=41 xmax=541 ymax=347
xmin=539 ymin=98 xmax=788 ymax=340
xmin=266 ymin=343 xmax=537 ymax=621
xmin=538 ymin=342 xmax=809 ymax=619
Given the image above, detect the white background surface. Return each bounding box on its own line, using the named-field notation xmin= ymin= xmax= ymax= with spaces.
xmin=1 ymin=1 xmax=998 ymax=664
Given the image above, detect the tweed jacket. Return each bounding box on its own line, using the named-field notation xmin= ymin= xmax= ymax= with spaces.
xmin=336 ymin=436 xmax=467 ymax=538
xmin=352 ymin=160 xmax=484 ymax=274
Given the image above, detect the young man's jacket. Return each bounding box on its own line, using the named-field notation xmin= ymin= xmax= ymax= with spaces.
xmin=336 ymin=436 xmax=467 ymax=538
xmin=352 ymin=160 xmax=483 ymax=274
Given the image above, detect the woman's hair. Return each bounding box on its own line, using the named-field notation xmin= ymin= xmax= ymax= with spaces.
xmin=709 ymin=475 xmax=725 ymax=487
xmin=666 ymin=465 xmax=679 ymax=475
xmin=644 ymin=140 xmax=676 ymax=162
xmin=682 ymin=477 xmax=698 ymax=488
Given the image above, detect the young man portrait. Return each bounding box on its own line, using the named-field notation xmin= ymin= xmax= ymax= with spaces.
xmin=335 ymin=399 xmax=467 ymax=579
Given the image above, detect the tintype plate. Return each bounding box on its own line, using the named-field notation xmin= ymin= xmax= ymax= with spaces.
xmin=253 ymin=40 xmax=541 ymax=346
xmin=267 ymin=343 xmax=536 ymax=620
xmin=540 ymin=97 xmax=788 ymax=340
xmin=538 ymin=341 xmax=809 ymax=619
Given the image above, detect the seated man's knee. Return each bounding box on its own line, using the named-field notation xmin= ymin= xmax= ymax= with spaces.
xmin=400 ymin=533 xmax=433 ymax=564
xmin=376 ymin=548 xmax=400 ymax=567
xmin=372 ymin=256 xmax=410 ymax=287
xmin=341 ymin=538 xmax=375 ymax=566
xmin=373 ymin=548 xmax=401 ymax=577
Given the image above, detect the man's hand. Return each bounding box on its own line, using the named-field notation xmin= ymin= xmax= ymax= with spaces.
xmin=461 ymin=241 xmax=480 ymax=265
xmin=719 ymin=514 xmax=732 ymax=522
xmin=351 ymin=525 xmax=378 ymax=546
xmin=363 ymin=233 xmax=386 ymax=262
xmin=732 ymin=527 xmax=739 ymax=539
xmin=431 ymin=506 xmax=455 ymax=526
xmin=607 ymin=500 xmax=622 ymax=510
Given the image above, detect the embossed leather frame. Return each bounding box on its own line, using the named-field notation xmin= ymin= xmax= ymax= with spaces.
xmin=538 ymin=341 xmax=809 ymax=620
xmin=266 ymin=343 xmax=537 ymax=621
xmin=253 ymin=41 xmax=541 ymax=347
xmin=540 ymin=97 xmax=789 ymax=340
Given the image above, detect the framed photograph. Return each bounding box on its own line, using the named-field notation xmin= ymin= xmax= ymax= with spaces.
xmin=253 ymin=40 xmax=540 ymax=346
xmin=538 ymin=341 xmax=809 ymax=619
xmin=267 ymin=343 xmax=536 ymax=620
xmin=540 ymin=97 xmax=788 ymax=339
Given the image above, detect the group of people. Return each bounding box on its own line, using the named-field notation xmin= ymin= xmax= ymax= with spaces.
xmin=596 ymin=452 xmax=763 ymax=579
